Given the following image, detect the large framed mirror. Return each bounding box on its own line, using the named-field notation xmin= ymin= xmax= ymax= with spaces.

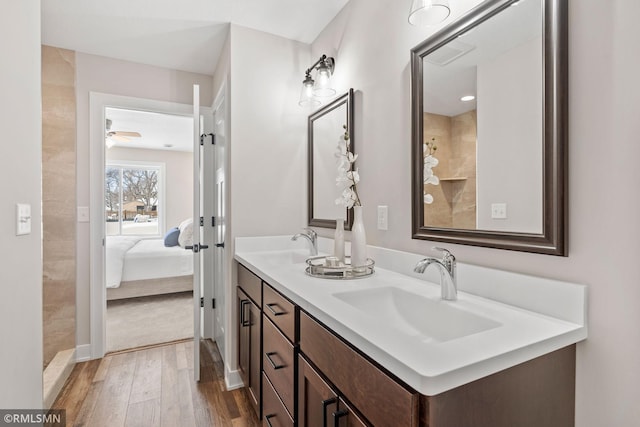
xmin=411 ymin=0 xmax=567 ymax=255
xmin=308 ymin=89 xmax=355 ymax=229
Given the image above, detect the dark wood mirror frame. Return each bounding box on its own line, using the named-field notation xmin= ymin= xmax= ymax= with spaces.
xmin=411 ymin=0 xmax=567 ymax=256
xmin=308 ymin=89 xmax=355 ymax=230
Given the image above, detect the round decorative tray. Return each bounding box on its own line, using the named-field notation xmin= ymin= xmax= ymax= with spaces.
xmin=305 ymin=255 xmax=375 ymax=280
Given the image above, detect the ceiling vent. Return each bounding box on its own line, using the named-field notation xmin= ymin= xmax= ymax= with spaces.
xmin=424 ymin=40 xmax=475 ymax=66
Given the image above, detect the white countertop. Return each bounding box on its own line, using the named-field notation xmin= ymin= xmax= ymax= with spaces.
xmin=234 ymin=236 xmax=587 ymax=396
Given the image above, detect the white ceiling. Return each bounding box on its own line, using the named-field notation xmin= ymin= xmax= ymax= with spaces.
xmin=423 ymin=0 xmax=542 ymax=116
xmin=106 ymin=107 xmax=194 ymax=152
xmin=42 ymin=0 xmax=349 ymax=75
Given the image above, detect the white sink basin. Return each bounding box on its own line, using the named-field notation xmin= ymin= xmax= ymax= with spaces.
xmin=333 ymin=287 xmax=501 ymax=342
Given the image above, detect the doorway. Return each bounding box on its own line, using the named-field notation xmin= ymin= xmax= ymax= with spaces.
xmin=89 ymin=93 xmax=215 ymax=360
xmin=104 ymin=106 xmax=194 ymax=353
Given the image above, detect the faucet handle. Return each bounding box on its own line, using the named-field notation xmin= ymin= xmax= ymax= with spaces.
xmin=432 ymin=246 xmax=455 ymax=261
xmin=304 ymin=228 xmax=317 ymax=238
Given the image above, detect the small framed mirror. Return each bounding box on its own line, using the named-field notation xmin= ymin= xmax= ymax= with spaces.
xmin=411 ymin=0 xmax=567 ymax=255
xmin=308 ymin=89 xmax=355 ymax=230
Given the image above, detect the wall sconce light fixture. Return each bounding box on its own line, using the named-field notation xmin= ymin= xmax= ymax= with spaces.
xmin=408 ymin=0 xmax=451 ymax=26
xmin=299 ymin=54 xmax=336 ymax=107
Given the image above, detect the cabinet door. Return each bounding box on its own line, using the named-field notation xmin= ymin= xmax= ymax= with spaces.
xmin=238 ymin=289 xmax=251 ymax=385
xmin=248 ymin=298 xmax=262 ymax=417
xmin=333 ymin=398 xmax=368 ymax=427
xmin=298 ymin=355 xmax=338 ymax=427
xmin=238 ymin=288 xmax=261 ymax=417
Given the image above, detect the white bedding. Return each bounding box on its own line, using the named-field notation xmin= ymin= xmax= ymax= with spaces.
xmin=106 ymin=236 xmax=141 ymax=288
xmin=106 ymin=237 xmax=193 ymax=288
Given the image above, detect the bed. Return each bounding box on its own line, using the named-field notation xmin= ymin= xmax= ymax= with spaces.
xmin=106 ymin=236 xmax=193 ymax=300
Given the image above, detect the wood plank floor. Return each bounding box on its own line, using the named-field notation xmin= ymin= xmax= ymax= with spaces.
xmin=51 ymin=340 xmax=260 ymax=427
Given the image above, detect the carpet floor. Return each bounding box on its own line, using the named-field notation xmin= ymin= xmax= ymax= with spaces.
xmin=106 ymin=291 xmax=193 ymax=353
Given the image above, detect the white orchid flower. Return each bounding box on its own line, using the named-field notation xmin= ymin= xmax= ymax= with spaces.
xmin=346 ymin=169 xmax=360 ymax=184
xmin=424 ymin=165 xmax=433 ymax=179
xmin=424 ymin=175 xmax=439 ymax=185
xmin=347 ymin=152 xmax=358 ymax=163
xmin=424 ymin=194 xmax=434 ymax=204
xmin=424 ymin=155 xmax=439 ymax=168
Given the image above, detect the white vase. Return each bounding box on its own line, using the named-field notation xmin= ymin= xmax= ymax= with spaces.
xmin=350 ymin=205 xmax=367 ymax=267
xmin=334 ymin=218 xmax=345 ymax=264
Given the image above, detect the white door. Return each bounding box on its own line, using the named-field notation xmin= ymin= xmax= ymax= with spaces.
xmin=191 ymin=85 xmax=202 ymax=381
xmin=212 ymin=90 xmax=227 ymax=355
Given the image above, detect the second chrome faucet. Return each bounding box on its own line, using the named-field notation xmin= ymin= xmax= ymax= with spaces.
xmin=291 ymin=228 xmax=318 ymax=256
xmin=414 ymin=247 xmax=457 ymax=301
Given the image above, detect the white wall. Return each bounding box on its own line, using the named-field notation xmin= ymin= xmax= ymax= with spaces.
xmin=106 ymin=147 xmax=193 ymax=231
xmin=75 ymin=53 xmax=213 ymax=346
xmin=311 ymin=0 xmax=640 ymax=425
xmin=476 ymin=37 xmax=543 ymax=232
xmin=0 ymin=0 xmax=43 ymax=408
xmin=229 ymin=24 xmax=309 ymax=238
xmin=226 ymin=24 xmax=310 ymax=375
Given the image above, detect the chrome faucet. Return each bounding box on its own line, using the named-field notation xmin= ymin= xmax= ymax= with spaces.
xmin=291 ymin=228 xmax=318 ymax=256
xmin=414 ymin=247 xmax=457 ymax=301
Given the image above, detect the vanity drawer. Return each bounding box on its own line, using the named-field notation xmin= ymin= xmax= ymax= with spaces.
xmin=263 ymin=315 xmax=295 ymax=416
xmin=263 ymin=283 xmax=296 ymax=343
xmin=238 ymin=263 xmax=262 ymax=305
xmin=300 ymin=311 xmax=419 ymax=427
xmin=263 ymin=373 xmax=294 ymax=427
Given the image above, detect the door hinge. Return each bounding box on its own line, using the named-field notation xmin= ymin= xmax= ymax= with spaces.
xmin=211 ymin=216 xmax=216 ymax=227
xmin=199 ymin=216 xmax=204 ymax=226
xmin=200 ymin=298 xmax=215 ymax=309
xmin=200 ymin=133 xmax=214 ymax=145
xmin=211 ymin=134 xmax=216 ymax=145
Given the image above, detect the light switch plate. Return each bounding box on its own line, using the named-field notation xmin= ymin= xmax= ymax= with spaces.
xmin=377 ymin=205 xmax=388 ymax=230
xmin=16 ymin=203 xmax=31 ymax=235
xmin=77 ymin=206 xmax=90 ymax=223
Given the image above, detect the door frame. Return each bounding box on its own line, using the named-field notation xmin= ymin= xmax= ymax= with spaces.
xmin=89 ymin=92 xmax=212 ymax=358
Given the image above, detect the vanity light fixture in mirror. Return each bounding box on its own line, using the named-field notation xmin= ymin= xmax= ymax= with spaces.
xmin=308 ymin=89 xmax=355 ymax=230
xmin=411 ymin=0 xmax=567 ymax=255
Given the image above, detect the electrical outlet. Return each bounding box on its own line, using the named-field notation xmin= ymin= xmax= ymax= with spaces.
xmin=377 ymin=205 xmax=388 ymax=230
xmin=491 ymin=203 xmax=507 ymax=219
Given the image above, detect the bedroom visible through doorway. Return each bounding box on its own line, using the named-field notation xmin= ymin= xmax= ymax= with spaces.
xmin=104 ymin=107 xmax=194 ymax=353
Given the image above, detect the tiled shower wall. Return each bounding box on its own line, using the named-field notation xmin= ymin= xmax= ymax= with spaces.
xmin=423 ymin=110 xmax=477 ymax=229
xmin=42 ymin=45 xmax=76 ymax=369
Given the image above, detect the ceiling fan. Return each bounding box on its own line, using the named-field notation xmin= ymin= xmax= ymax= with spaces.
xmin=105 ymin=118 xmax=142 ymax=144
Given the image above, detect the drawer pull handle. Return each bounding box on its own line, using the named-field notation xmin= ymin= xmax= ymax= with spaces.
xmin=266 ymin=302 xmax=287 ymax=316
xmin=333 ymin=410 xmax=348 ymax=427
xmin=240 ymin=300 xmax=250 ymax=327
xmin=265 ymin=352 xmax=286 ymax=370
xmin=322 ymin=398 xmax=338 ymax=427
xmin=265 ymin=414 xmax=276 ymax=427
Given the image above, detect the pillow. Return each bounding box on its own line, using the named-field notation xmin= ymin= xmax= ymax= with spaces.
xmin=178 ymin=218 xmax=194 ymax=248
xmin=163 ymin=227 xmax=180 ymax=247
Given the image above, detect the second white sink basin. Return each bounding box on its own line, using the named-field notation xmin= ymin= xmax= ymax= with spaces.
xmin=333 ymin=287 xmax=501 ymax=342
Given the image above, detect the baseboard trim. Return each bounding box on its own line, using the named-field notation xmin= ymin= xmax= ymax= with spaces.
xmin=76 ymin=344 xmax=92 ymax=362
xmin=225 ymin=365 xmax=244 ymax=390
xmin=43 ymin=349 xmax=76 ymax=409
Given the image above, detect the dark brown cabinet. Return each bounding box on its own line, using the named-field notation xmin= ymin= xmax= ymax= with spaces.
xmin=298 ymin=355 xmax=367 ymax=427
xmin=237 ymin=264 xmax=263 ymax=418
xmin=238 ymin=262 xmax=577 ymax=427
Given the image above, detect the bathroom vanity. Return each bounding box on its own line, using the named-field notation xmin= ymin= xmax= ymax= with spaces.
xmin=235 ymin=236 xmax=586 ymax=426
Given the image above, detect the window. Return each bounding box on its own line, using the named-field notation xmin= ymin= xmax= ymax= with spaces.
xmin=105 ymin=162 xmax=165 ymax=236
